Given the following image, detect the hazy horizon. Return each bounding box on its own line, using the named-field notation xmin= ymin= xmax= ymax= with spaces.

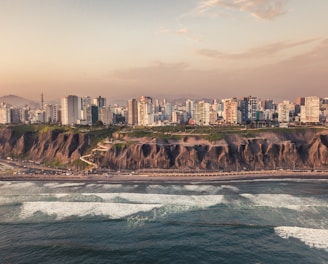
xmin=1 ymin=0 xmax=327 ymax=102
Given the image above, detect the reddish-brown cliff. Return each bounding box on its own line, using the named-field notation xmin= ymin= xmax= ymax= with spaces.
xmin=1 ymin=127 xmax=328 ymax=171
xmin=93 ymin=130 xmax=328 ymax=171
xmin=0 ymin=128 xmax=89 ymax=165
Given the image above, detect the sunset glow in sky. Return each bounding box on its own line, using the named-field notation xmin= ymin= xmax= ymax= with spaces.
xmin=0 ymin=0 xmax=327 ymax=102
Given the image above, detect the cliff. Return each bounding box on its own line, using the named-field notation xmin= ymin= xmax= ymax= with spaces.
xmin=93 ymin=129 xmax=328 ymax=171
xmin=1 ymin=126 xmax=328 ymax=171
xmin=0 ymin=127 xmax=90 ymax=166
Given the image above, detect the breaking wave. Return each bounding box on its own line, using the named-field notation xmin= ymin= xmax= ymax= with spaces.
xmin=275 ymin=226 xmax=328 ymax=251
xmin=240 ymin=193 xmax=328 ymax=211
xmin=19 ymin=201 xmax=163 ymax=220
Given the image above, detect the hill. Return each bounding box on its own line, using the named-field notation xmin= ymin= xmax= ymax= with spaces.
xmin=0 ymin=95 xmax=39 ymax=108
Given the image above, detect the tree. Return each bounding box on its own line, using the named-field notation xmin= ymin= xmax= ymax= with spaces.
xmin=94 ymin=120 xmax=104 ymax=127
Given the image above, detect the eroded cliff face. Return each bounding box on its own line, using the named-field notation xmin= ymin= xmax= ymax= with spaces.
xmin=0 ymin=128 xmax=89 ymax=164
xmin=93 ymin=130 xmax=328 ymax=171
xmin=1 ymin=127 xmax=328 ymax=171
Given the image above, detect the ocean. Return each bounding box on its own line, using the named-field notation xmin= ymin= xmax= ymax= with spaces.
xmin=1 ymin=178 xmax=328 ymax=263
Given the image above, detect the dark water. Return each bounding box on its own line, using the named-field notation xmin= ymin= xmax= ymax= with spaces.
xmin=1 ymin=179 xmax=328 ymax=263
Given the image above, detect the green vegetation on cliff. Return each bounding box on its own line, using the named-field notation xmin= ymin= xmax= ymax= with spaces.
xmin=1 ymin=124 xmax=327 ymax=171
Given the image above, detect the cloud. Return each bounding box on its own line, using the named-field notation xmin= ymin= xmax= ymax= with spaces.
xmin=106 ymin=39 xmax=328 ymax=101
xmin=197 ymin=38 xmax=319 ymax=60
xmin=197 ymin=0 xmax=291 ymax=20
xmin=3 ymin=41 xmax=327 ymax=102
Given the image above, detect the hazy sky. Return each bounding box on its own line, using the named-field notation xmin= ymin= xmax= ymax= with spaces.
xmin=0 ymin=0 xmax=327 ymax=103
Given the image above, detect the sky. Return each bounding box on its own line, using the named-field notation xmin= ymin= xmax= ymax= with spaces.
xmin=0 ymin=0 xmax=327 ymax=103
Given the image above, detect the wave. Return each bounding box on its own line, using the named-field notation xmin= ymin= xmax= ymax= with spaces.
xmin=221 ymin=178 xmax=328 ymax=184
xmin=145 ymin=184 xmax=239 ymax=195
xmin=240 ymin=194 xmax=328 ymax=211
xmin=14 ymin=192 xmax=225 ymax=223
xmin=81 ymin=193 xmax=225 ymax=207
xmin=0 ymin=195 xmax=54 ymax=205
xmin=2 ymin=181 xmax=35 ymax=189
xmin=43 ymin=182 xmax=86 ymax=188
xmin=275 ymin=226 xmax=328 ymax=251
xmin=126 ymin=204 xmax=195 ymax=227
xmin=19 ymin=201 xmax=163 ymax=220
xmin=183 ymin=184 xmax=239 ymax=193
xmin=0 ymin=192 xmax=226 ymax=207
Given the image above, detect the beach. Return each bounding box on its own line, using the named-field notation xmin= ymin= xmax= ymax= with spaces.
xmin=1 ymin=169 xmax=328 ymax=183
xmin=2 ymin=158 xmax=328 ymax=183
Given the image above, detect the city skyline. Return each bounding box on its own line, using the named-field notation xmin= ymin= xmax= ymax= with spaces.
xmin=0 ymin=93 xmax=325 ymax=126
xmin=0 ymin=0 xmax=327 ymax=102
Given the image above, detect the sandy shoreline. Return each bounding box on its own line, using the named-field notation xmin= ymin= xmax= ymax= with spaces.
xmin=1 ymin=170 xmax=328 ymax=183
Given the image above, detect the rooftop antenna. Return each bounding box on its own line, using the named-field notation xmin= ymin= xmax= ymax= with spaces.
xmin=41 ymin=93 xmax=44 ymax=110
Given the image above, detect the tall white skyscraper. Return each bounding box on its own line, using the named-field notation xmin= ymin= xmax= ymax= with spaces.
xmin=61 ymin=95 xmax=81 ymax=125
xmin=247 ymin=96 xmax=258 ymax=122
xmin=138 ymin=96 xmax=153 ymax=126
xmin=301 ymin=96 xmax=320 ymax=123
xmin=278 ymin=101 xmax=291 ymax=123
xmin=194 ymin=101 xmax=210 ymax=125
xmin=44 ymin=104 xmax=59 ymax=123
xmin=0 ymin=103 xmax=11 ymax=124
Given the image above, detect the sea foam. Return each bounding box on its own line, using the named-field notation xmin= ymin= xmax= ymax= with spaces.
xmin=87 ymin=193 xmax=225 ymax=207
xmin=19 ymin=201 xmax=162 ymax=220
xmin=183 ymin=185 xmax=239 ymax=193
xmin=44 ymin=182 xmax=86 ymax=188
xmin=240 ymin=194 xmax=327 ymax=211
xmin=275 ymin=226 xmax=328 ymax=251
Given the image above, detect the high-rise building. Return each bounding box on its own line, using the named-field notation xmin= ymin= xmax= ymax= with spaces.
xmin=138 ymin=96 xmax=153 ymax=126
xmin=81 ymin=96 xmax=92 ymax=121
xmin=154 ymin=99 xmax=160 ymax=113
xmin=82 ymin=96 xmax=92 ymax=107
xmin=223 ymin=98 xmax=238 ymax=124
xmin=90 ymin=105 xmax=99 ymax=125
xmin=296 ymin=97 xmax=305 ymax=106
xmin=20 ymin=106 xmax=29 ymax=124
xmin=99 ymin=106 xmax=112 ymax=125
xmin=10 ymin=108 xmax=21 ymax=124
xmin=0 ymin=103 xmax=11 ymax=124
xmin=277 ymin=101 xmax=291 ymax=123
xmin=321 ymin=98 xmax=328 ymax=123
xmin=239 ymin=96 xmax=258 ymax=123
xmin=34 ymin=110 xmax=46 ymax=123
xmin=127 ymin=99 xmax=138 ymax=125
xmin=53 ymin=104 xmax=59 ymax=123
xmin=44 ymin=104 xmax=59 ymax=123
xmin=61 ymin=95 xmax=81 ymax=125
xmin=194 ymin=101 xmax=210 ymax=126
xmin=247 ymin=96 xmax=258 ymax=122
xmin=172 ymin=111 xmax=187 ymax=124
xmin=164 ymin=102 xmax=172 ymax=121
xmin=260 ymin=99 xmax=275 ymax=110
xmin=186 ymin=99 xmax=194 ymax=119
xmin=93 ymin=96 xmax=106 ymax=108
xmin=300 ymin=96 xmax=320 ymax=123
xmin=209 ymin=111 xmax=218 ymax=125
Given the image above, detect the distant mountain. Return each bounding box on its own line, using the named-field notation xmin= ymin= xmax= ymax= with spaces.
xmin=0 ymin=95 xmax=39 ymax=108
